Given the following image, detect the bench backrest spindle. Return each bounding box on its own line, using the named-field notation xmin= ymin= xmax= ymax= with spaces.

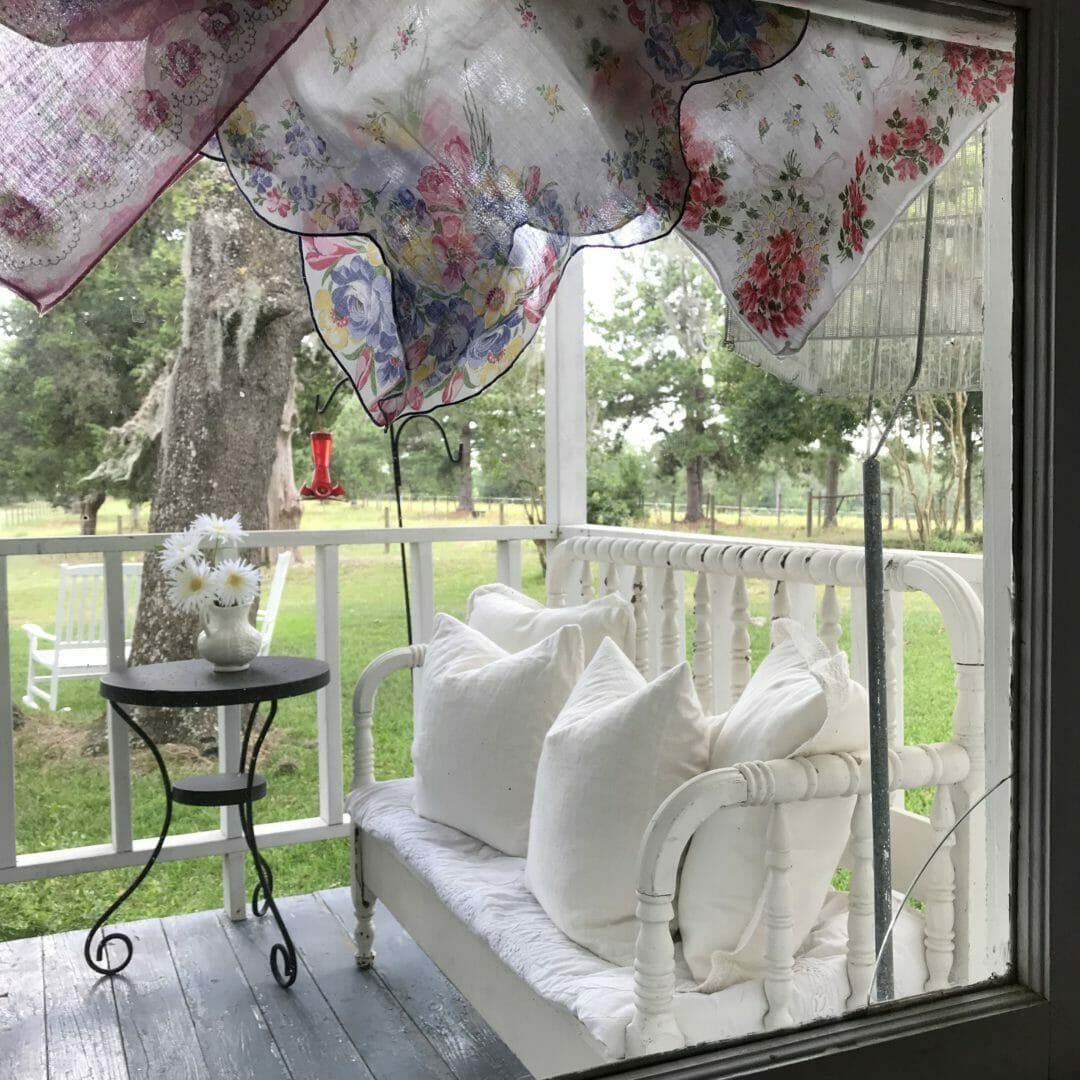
xmin=547 ymin=534 xmax=987 ymax=992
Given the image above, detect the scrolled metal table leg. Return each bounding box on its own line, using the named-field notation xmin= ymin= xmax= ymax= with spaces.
xmin=241 ymin=699 xmax=298 ymax=987
xmin=239 ymin=702 xmax=273 ymax=916
xmin=84 ymin=703 xmax=173 ymax=976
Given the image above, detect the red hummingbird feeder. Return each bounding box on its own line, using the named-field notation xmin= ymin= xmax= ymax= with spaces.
xmin=301 ymin=430 xmax=347 ymax=500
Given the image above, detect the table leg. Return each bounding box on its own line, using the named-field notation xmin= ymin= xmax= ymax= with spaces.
xmin=84 ymin=703 xmax=173 ymax=976
xmin=240 ymin=699 xmax=298 ymax=987
xmin=239 ymin=702 xmax=273 ymax=914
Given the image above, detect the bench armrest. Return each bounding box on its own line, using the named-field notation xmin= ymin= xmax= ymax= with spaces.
xmin=350 ymin=644 xmax=427 ymax=791
xmin=626 ymin=741 xmax=969 ymax=1056
xmin=21 ymin=623 xmax=55 ymax=644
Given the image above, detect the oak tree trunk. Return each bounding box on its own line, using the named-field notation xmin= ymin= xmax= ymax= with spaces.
xmin=128 ymin=192 xmax=310 ymax=750
xmin=457 ymin=423 xmax=474 ymax=514
xmin=823 ymin=455 xmax=841 ymax=529
xmin=268 ymin=370 xmax=304 ymax=558
xmin=79 ymin=490 xmax=106 ymax=535
xmin=963 ymin=420 xmax=975 ymax=535
xmin=684 ymin=456 xmax=704 ymax=523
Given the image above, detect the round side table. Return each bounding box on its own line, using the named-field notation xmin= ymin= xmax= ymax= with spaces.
xmin=90 ymin=656 xmax=330 ymax=988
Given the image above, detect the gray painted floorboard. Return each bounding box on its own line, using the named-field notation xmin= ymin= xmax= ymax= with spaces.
xmin=42 ymin=929 xmax=127 ymax=1080
xmin=108 ymin=920 xmax=210 ymax=1080
xmin=0 ymin=935 xmax=47 ymax=1080
xmin=319 ymin=888 xmax=530 ymax=1080
xmin=281 ymin=892 xmax=458 ymax=1080
xmin=0 ymin=889 xmax=526 ymax=1080
xmin=218 ymin=903 xmax=375 ymax=1080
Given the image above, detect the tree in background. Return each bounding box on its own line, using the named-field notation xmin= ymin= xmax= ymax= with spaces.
xmin=590 ymin=237 xmax=864 ymax=524
xmin=884 ymin=390 xmax=982 ymax=546
xmin=592 ymin=237 xmax=733 ymax=522
xmin=718 ymin=359 xmax=863 ymax=528
xmin=0 ymin=177 xmax=192 ymax=531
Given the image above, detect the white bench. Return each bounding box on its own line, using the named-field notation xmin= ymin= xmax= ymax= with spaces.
xmin=22 ymin=552 xmax=291 ymax=710
xmin=346 ymin=535 xmax=986 ymax=1077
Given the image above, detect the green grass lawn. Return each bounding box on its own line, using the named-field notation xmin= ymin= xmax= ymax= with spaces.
xmin=0 ymin=502 xmax=960 ymax=942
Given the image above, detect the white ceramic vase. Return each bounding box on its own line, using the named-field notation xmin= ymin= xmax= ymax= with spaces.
xmin=197 ymin=601 xmax=263 ymax=673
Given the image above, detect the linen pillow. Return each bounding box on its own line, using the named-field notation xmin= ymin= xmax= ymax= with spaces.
xmin=412 ymin=613 xmax=584 ymax=856
xmin=466 ymin=582 xmax=635 ymax=663
xmin=678 ymin=618 xmax=869 ymax=988
xmin=525 ymin=638 xmax=709 ymax=964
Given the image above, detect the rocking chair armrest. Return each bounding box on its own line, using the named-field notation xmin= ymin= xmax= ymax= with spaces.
xmin=351 ymin=644 xmax=427 ymax=790
xmin=21 ymin=623 xmax=55 ymax=644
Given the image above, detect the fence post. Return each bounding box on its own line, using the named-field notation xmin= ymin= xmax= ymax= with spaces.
xmin=888 ymin=487 xmax=895 ymax=531
xmin=807 ymin=490 xmax=814 ymax=537
xmin=737 ymin=492 xmax=743 ymax=526
xmin=670 ymin=495 xmax=676 ymax=524
xmin=384 ymin=506 xmax=390 ymax=553
xmin=709 ymin=495 xmax=716 ymax=535
xmin=499 ymin=501 xmax=505 ymax=525
xmin=776 ymin=491 xmax=782 ymax=526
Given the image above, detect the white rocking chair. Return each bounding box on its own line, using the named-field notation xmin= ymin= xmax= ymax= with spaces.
xmin=21 ymin=552 xmax=291 ymax=710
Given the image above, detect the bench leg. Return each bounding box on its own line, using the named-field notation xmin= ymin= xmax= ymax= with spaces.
xmin=351 ymin=826 xmax=376 ymax=969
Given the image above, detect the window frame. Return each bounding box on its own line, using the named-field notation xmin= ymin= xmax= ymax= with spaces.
xmin=579 ymin=0 xmax=1073 ymax=1075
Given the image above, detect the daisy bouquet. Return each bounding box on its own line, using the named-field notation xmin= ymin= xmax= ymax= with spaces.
xmin=160 ymin=513 xmax=261 ymax=614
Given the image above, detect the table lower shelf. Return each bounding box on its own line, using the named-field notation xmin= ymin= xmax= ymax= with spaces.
xmin=172 ymin=772 xmax=267 ymax=807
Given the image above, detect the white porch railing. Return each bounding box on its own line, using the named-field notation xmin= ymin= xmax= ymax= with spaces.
xmin=0 ymin=525 xmax=552 ymax=895
xmin=0 ymin=523 xmax=981 ymax=909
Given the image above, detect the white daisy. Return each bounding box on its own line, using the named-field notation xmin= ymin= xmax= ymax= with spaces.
xmin=192 ymin=512 xmax=246 ymax=549
xmin=159 ymin=529 xmax=203 ymax=573
xmin=211 ymin=558 xmax=261 ymax=608
xmin=167 ymin=559 xmax=215 ymax=614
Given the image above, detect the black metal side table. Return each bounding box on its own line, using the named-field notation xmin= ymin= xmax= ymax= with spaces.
xmin=88 ymin=656 xmax=330 ymax=988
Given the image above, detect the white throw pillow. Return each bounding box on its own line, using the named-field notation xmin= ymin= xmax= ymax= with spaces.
xmin=525 ymin=638 xmax=708 ymax=965
xmin=466 ymin=582 xmax=635 ymax=663
xmin=412 ymin=614 xmax=584 ymax=856
xmin=678 ymin=619 xmax=869 ymax=989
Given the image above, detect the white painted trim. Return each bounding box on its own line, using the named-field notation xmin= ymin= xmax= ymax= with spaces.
xmin=315 ymin=545 xmax=344 ymax=826
xmin=979 ymin=92 xmax=1014 ymax=981
xmin=557 ymin=524 xmax=983 ymax=588
xmin=408 ymin=542 xmax=436 ymax=645
xmin=0 ymin=817 xmax=351 ymax=884
xmin=0 ymin=524 xmax=556 ymax=557
xmin=495 ymin=539 xmax=523 ymax=592
xmin=544 ymin=256 xmax=587 ymax=528
xmin=0 ymin=559 xmax=14 ymax=869
xmin=218 ymin=703 xmax=246 ymax=920
xmin=103 ymin=551 xmax=132 ymax=854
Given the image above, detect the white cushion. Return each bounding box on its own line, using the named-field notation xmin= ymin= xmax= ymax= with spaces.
xmin=525 ymin=638 xmax=708 ymax=964
xmin=412 ymin=613 xmax=584 ymax=856
xmin=349 ymin=778 xmax=929 ymax=1062
xmin=678 ymin=619 xmax=869 ymax=988
xmin=466 ymin=582 xmax=635 ymax=663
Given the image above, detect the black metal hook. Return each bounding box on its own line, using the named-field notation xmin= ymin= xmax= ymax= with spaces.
xmin=314 ymin=375 xmax=352 ymax=421
xmin=387 ymin=412 xmax=466 ymax=645
xmin=388 ymin=412 xmax=463 ymax=468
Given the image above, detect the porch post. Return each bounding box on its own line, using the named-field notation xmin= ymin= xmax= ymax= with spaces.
xmin=544 ymin=255 xmax=588 ymax=538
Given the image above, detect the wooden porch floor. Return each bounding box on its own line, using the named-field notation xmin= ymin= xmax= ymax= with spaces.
xmin=0 ymin=887 xmax=530 ymax=1080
